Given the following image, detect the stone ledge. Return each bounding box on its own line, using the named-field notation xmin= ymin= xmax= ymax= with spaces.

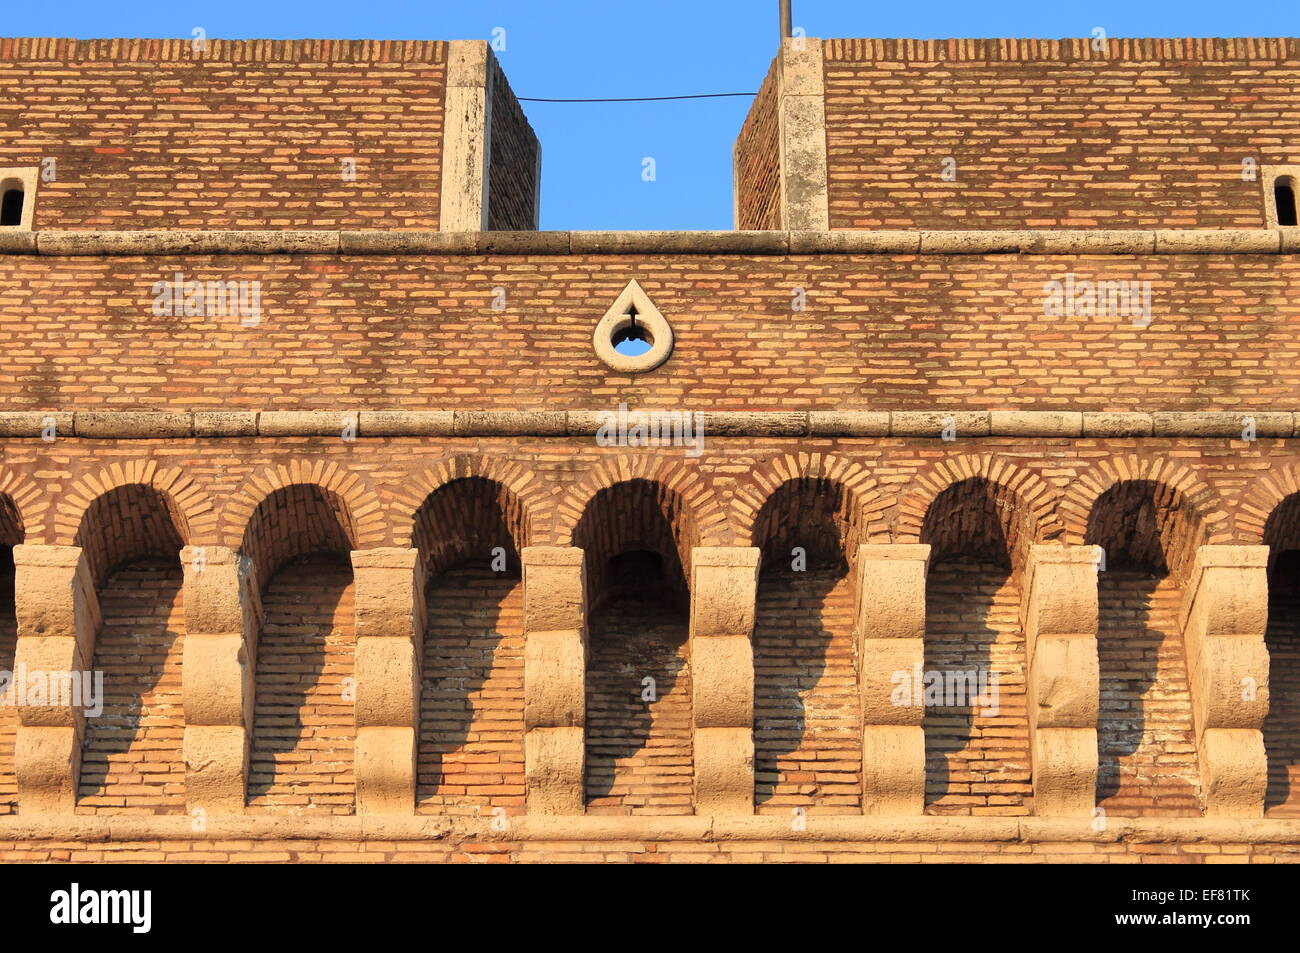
xmin=36 ymin=230 xmax=341 ymax=256
xmin=74 ymin=411 xmax=193 ymax=438
xmin=0 ymin=409 xmax=1296 ymax=439
xmin=570 ymin=230 xmax=789 ymax=255
xmin=2 ymin=229 xmax=1294 ymax=256
xmin=0 ymin=814 xmax=1295 ymax=844
xmin=0 ymin=230 xmax=36 ymax=253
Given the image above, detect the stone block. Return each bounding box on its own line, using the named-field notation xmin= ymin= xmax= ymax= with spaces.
xmin=861 ymin=725 xmax=924 ymax=815
xmin=524 ymin=630 xmax=586 ymax=730
xmin=692 ymin=636 xmax=754 ymax=729
xmin=695 ymin=726 xmax=754 ymax=815
xmin=525 ymin=727 xmax=584 ymax=815
xmin=355 ymin=726 xmax=416 ymax=815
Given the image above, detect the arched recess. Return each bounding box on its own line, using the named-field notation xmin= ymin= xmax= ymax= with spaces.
xmin=74 ymin=482 xmax=189 ymax=814
xmin=392 ymin=455 xmax=542 ymax=557
xmin=1082 ymin=476 xmax=1206 ymax=817
xmin=0 ymin=487 xmax=26 ymax=816
xmin=749 ymin=476 xmax=861 ymax=814
xmin=554 ymin=453 xmax=725 ymax=550
xmin=909 ymin=468 xmax=1043 ymax=816
xmin=54 ymin=461 xmax=214 ymax=550
xmin=572 ymin=477 xmax=697 ymax=814
xmin=731 ymin=451 xmax=888 ymax=559
xmin=239 ymin=481 xmax=361 ymax=815
xmin=1260 ymin=491 xmax=1300 ymax=816
xmin=894 ymin=455 xmax=1063 ymax=568
xmin=409 ymin=476 xmax=530 ymax=815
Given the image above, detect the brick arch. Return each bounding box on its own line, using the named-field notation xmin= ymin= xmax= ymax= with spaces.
xmin=1237 ymin=465 xmax=1300 ymax=547
xmin=553 ymin=454 xmax=725 ymax=547
xmin=738 ymin=455 xmax=885 ymax=574
xmin=893 ymin=455 xmax=1064 ymax=569
xmin=55 ymin=460 xmax=215 ymax=548
xmin=390 ymin=454 xmax=543 ymax=572
xmin=0 ymin=467 xmax=42 ymax=544
xmin=1060 ymin=456 xmax=1221 ymax=585
xmin=56 ymin=462 xmax=215 ymax=586
xmin=410 ymin=479 xmax=532 ymax=583
xmin=732 ymin=452 xmax=888 ymax=561
xmin=569 ymin=476 xmax=702 ymax=613
xmin=1059 ymin=455 xmax=1225 ymax=544
xmin=224 ymin=462 xmax=385 ymax=586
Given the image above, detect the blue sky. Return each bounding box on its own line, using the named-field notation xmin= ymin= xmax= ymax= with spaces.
xmin=7 ymin=0 xmax=1299 ymax=229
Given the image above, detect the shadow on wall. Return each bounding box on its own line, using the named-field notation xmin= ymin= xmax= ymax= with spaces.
xmin=585 ymin=551 xmax=689 ymax=809
xmin=0 ymin=546 xmax=16 ymax=814
xmin=1265 ymin=549 xmax=1300 ymax=814
xmin=1086 ymin=479 xmax=1201 ymax=815
xmin=1094 ymin=570 xmax=1165 ymax=804
xmin=919 ymin=477 xmax=1020 ymax=814
xmin=78 ymin=558 xmax=183 ymax=806
xmin=754 ymin=565 xmax=843 ymax=807
xmin=923 ymin=555 xmax=1008 ymax=811
xmin=246 ymin=554 xmax=351 ymax=805
xmin=751 ymin=475 xmax=857 ymax=811
xmin=418 ymin=560 xmax=522 ymax=808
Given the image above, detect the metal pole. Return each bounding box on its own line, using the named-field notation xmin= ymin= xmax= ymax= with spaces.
xmin=780 ymin=0 xmax=792 ymax=40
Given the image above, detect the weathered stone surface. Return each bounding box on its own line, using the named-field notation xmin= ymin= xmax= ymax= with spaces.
xmin=861 ymin=726 xmax=924 ymax=816
xmin=1018 ymin=230 xmax=1156 ymax=254
xmin=890 ymin=411 xmax=990 ymax=437
xmin=74 ymin=411 xmax=193 ymax=438
xmin=989 ymin=411 xmax=1083 ymax=437
xmin=789 ymin=230 xmax=920 ymax=254
xmin=258 ymin=411 xmax=350 ymax=437
xmin=194 ymin=411 xmax=258 ymax=437
xmin=525 ymin=727 xmax=584 ymax=816
xmin=1154 ymin=229 xmax=1281 ymax=254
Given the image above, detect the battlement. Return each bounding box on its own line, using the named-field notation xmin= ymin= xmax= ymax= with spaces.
xmin=735 ymin=36 xmax=1300 ymax=231
xmin=0 ymin=38 xmax=539 ymax=231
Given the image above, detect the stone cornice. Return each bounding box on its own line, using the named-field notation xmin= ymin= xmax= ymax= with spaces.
xmin=1 ymin=228 xmax=1298 ymax=256
xmin=0 ymin=813 xmax=1294 ymax=844
xmin=0 ymin=410 xmax=1291 ymax=439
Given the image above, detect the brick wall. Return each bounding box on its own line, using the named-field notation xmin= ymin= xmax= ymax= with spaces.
xmin=1265 ymin=552 xmax=1300 ymax=817
xmin=0 ymin=39 xmax=449 ymax=230
xmin=486 ymin=58 xmax=539 ymax=231
xmin=418 ymin=563 xmax=524 ymax=815
xmin=0 ymin=252 xmax=1297 ymax=411
xmin=1096 ymin=571 xmax=1200 ymax=816
xmin=585 ymin=596 xmax=692 ymax=815
xmin=821 ymin=38 xmax=1300 ymax=229
xmin=3 ymin=834 xmax=1298 ymax=863
xmin=77 ymin=561 xmax=185 ymax=814
xmin=0 ymin=549 xmax=14 ymax=816
xmin=733 ymin=57 xmax=781 ymax=230
xmin=924 ymin=559 xmax=1031 ymax=816
xmin=247 ymin=558 xmax=355 ymax=815
xmin=754 ymin=568 xmax=858 ymax=814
